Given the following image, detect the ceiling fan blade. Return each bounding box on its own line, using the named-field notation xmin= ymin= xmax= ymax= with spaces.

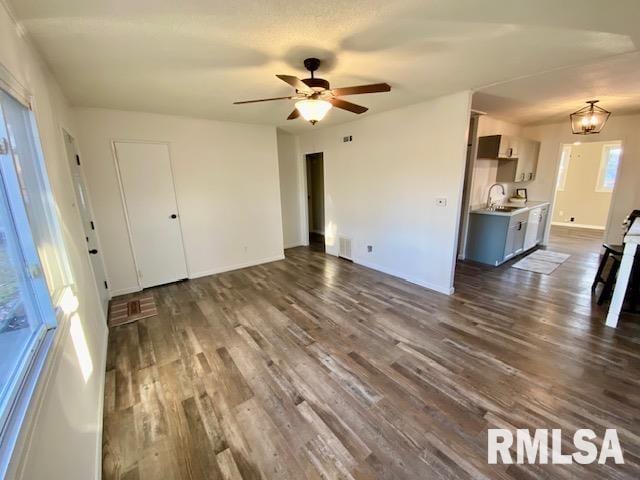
xmin=332 ymin=83 xmax=391 ymax=96
xmin=276 ymin=75 xmax=313 ymax=94
xmin=329 ymin=98 xmax=368 ymax=114
xmin=233 ymin=96 xmax=292 ymax=104
xmin=287 ymin=108 xmax=300 ymax=120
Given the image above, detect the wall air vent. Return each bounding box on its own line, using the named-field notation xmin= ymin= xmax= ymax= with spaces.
xmin=338 ymin=236 xmax=353 ymax=261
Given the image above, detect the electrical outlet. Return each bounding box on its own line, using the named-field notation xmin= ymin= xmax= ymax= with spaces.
xmin=570 ymin=217 xmax=575 ymax=222
xmin=343 ymin=135 xmax=353 ymax=142
xmin=435 ymin=197 xmax=447 ymax=207
xmin=367 ymin=245 xmax=373 ymax=253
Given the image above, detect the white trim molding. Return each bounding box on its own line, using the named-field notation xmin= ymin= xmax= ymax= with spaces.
xmin=551 ymin=221 xmax=605 ymax=230
xmin=189 ymin=254 xmax=286 ymax=280
xmin=355 ymin=257 xmax=455 ymax=296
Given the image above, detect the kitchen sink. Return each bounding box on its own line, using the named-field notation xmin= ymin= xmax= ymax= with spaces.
xmin=488 ymin=206 xmax=523 ymax=212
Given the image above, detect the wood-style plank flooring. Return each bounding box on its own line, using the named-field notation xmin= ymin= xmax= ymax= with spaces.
xmin=103 ymin=226 xmax=640 ymax=479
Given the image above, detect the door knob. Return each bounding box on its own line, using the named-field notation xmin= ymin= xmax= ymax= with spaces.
xmin=170 ymin=214 xmax=177 ymax=219
xmin=89 ymin=249 xmax=98 ymax=254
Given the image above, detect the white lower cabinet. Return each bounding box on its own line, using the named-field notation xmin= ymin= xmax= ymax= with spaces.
xmin=524 ymin=207 xmax=541 ymax=251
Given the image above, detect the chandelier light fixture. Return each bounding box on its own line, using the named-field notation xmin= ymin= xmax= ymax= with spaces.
xmin=570 ymin=100 xmax=611 ymax=135
xmin=295 ymin=98 xmax=332 ymax=125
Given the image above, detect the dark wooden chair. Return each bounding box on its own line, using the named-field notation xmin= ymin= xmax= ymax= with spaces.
xmin=592 ymin=244 xmax=623 ymax=304
xmin=593 ymin=210 xmax=640 ymax=305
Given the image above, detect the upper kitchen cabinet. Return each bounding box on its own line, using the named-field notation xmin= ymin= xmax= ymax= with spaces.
xmin=477 ymin=134 xmax=520 ymax=159
xmin=494 ymin=137 xmax=540 ymax=183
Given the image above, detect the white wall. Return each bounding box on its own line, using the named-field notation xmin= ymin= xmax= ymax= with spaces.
xmin=276 ymin=129 xmax=304 ymax=248
xmin=297 ymin=91 xmax=472 ymax=294
xmin=522 ymin=114 xmax=640 ymax=244
xmin=74 ymin=109 xmax=284 ymax=294
xmin=1 ymin=3 xmax=108 ymax=479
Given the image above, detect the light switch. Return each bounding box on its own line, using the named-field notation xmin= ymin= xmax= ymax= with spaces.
xmin=435 ymin=197 xmax=447 ymax=207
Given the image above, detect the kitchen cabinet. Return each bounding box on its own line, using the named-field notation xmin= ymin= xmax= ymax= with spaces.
xmin=466 ymin=205 xmax=548 ymax=266
xmin=537 ymin=204 xmax=549 ymax=243
xmin=490 ymin=137 xmax=540 ymax=183
xmin=504 ymin=212 xmax=528 ymax=260
xmin=477 ymin=135 xmax=519 ymax=159
xmin=518 ymin=139 xmax=540 ymax=182
xmin=524 ymin=207 xmax=542 ymax=251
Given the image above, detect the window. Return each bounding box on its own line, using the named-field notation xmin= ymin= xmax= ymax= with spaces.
xmin=1 ymin=91 xmax=72 ymax=301
xmin=596 ymin=143 xmax=622 ymax=192
xmin=0 ymin=90 xmax=61 ymax=439
xmin=556 ymin=145 xmax=572 ymax=191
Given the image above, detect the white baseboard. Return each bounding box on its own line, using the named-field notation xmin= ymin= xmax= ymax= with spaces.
xmin=284 ymin=242 xmax=304 ymax=250
xmin=552 ymin=222 xmax=605 ymax=230
xmin=109 ymin=255 xmax=287 ymax=293
xmin=94 ymin=328 xmax=109 ymax=480
xmin=189 ymin=254 xmax=286 ymax=279
xmin=109 ymin=286 xmax=142 ymax=297
xmin=355 ymin=258 xmax=454 ymax=296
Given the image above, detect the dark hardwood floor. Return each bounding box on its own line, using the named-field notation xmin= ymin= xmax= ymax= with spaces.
xmin=103 ymin=226 xmax=640 ymax=479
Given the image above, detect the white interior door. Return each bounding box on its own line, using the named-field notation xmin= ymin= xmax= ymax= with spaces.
xmin=64 ymin=131 xmax=110 ymax=314
xmin=114 ymin=141 xmax=188 ymax=288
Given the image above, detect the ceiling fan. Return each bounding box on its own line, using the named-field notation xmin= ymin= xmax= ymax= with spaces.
xmin=233 ymin=58 xmax=391 ymax=125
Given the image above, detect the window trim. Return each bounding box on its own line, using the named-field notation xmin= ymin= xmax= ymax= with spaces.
xmin=0 ymin=84 xmax=69 ymax=476
xmin=595 ymin=143 xmax=622 ymax=193
xmin=0 ymin=308 xmax=69 ymax=479
xmin=0 ymin=328 xmax=56 ymax=479
xmin=556 ymin=145 xmax=572 ymax=192
xmin=0 ymin=63 xmax=32 ymax=111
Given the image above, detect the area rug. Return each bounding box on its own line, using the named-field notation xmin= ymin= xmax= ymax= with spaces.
xmin=511 ymin=249 xmax=570 ymax=275
xmin=108 ymin=293 xmax=157 ymax=327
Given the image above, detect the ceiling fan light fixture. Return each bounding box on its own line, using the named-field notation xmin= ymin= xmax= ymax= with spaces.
xmin=295 ymin=99 xmax=332 ymax=125
xmin=570 ymin=100 xmax=611 ymax=135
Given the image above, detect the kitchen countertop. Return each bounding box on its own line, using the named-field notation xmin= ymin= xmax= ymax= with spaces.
xmin=471 ymin=200 xmax=550 ymax=217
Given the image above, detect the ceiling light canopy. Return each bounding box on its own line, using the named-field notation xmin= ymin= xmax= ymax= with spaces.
xmin=295 ymin=99 xmax=332 ymax=125
xmin=570 ymin=100 xmax=611 ymax=135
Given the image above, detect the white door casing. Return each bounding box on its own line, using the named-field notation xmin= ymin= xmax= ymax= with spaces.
xmin=113 ymin=141 xmax=188 ymax=289
xmin=63 ymin=131 xmax=110 ymax=314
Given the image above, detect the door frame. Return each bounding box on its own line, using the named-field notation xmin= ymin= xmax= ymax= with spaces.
xmin=548 ymin=139 xmax=624 ymax=244
xmin=110 ymin=139 xmax=190 ymax=290
xmin=302 ymin=152 xmax=325 ymax=244
xmin=61 ymin=128 xmax=111 ymax=313
xmin=457 ymin=113 xmax=481 ymax=259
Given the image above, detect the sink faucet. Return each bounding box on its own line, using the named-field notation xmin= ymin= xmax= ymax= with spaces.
xmin=486 ymin=183 xmax=505 ymax=209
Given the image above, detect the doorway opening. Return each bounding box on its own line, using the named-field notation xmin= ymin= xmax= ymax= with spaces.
xmin=550 ymin=140 xmax=622 ymax=243
xmin=305 ymin=152 xmax=325 ymax=252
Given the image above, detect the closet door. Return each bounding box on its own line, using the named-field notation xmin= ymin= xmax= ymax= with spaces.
xmin=114 ymin=142 xmax=187 ymax=288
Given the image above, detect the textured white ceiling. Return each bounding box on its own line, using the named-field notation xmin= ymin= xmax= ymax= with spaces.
xmin=473 ymin=51 xmax=640 ymax=125
xmin=10 ymin=0 xmax=640 ymax=132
